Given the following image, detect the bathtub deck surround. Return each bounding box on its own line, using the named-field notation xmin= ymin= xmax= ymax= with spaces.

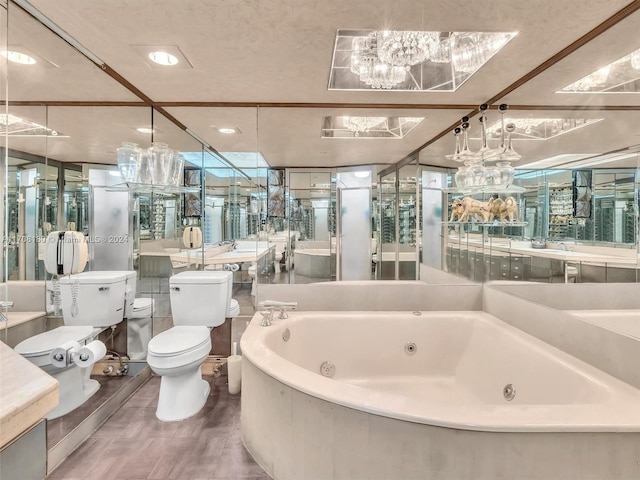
xmin=241 ymin=309 xmax=640 ymax=479
xmin=484 ymin=282 xmax=640 ymax=390
xmin=256 ymin=280 xmax=484 ymax=312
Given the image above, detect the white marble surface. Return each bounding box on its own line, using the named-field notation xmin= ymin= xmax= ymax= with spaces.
xmin=0 ymin=341 xmax=58 ymax=447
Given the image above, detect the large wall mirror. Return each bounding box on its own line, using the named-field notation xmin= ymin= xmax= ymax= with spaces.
xmin=1 ymin=0 xmax=640 ymax=472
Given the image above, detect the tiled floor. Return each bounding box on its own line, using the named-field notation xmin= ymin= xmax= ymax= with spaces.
xmin=46 ymin=375 xmax=270 ymax=480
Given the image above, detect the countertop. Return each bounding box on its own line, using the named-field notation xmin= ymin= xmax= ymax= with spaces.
xmin=0 ymin=341 xmax=58 ymax=447
xmin=448 ymin=237 xmax=637 ymax=265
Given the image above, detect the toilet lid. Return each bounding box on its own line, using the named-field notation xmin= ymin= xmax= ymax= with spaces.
xmin=15 ymin=326 xmax=94 ymax=356
xmin=148 ymin=326 xmax=210 ymax=357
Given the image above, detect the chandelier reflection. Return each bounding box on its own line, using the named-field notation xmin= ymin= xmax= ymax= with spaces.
xmin=343 ymin=116 xmax=387 ymax=136
xmin=351 ymin=36 xmax=407 ymax=89
xmin=448 ymin=104 xmax=520 ymax=189
xmin=343 ymin=30 xmax=516 ymax=91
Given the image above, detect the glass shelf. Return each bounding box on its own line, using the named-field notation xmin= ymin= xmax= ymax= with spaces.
xmin=444 ymin=185 xmax=526 ymax=195
xmin=105 ymin=182 xmax=200 ymax=195
xmin=443 ymin=221 xmax=528 ymax=227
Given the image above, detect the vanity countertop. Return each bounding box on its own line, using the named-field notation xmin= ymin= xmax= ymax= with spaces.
xmin=448 ymin=238 xmax=637 ymax=265
xmin=0 ymin=341 xmax=58 ymax=448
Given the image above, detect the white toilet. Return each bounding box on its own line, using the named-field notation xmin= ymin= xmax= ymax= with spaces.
xmin=127 ymin=297 xmax=154 ymax=360
xmin=86 ymin=271 xmax=155 ymax=360
xmin=14 ymin=271 xmax=128 ymax=419
xmin=147 ymin=270 xmax=233 ymax=422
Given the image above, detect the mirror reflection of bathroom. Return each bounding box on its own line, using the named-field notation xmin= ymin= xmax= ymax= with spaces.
xmin=2 ymin=1 xmax=640 ymax=479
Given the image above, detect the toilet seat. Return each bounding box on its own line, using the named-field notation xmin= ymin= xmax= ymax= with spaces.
xmin=228 ymin=298 xmax=240 ymax=317
xmin=15 ymin=326 xmax=94 ymax=367
xmin=147 ymin=326 xmax=211 ymax=370
xmin=130 ymin=298 xmax=153 ymax=319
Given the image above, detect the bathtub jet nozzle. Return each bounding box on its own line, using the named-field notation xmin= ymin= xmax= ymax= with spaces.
xmin=503 ymin=383 xmax=516 ymax=401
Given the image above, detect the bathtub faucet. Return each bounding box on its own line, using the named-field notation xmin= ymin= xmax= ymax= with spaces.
xmin=258 ymin=300 xmax=298 ymax=320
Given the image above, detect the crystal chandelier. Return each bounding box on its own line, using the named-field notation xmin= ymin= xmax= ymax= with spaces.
xmin=451 ymin=32 xmax=513 ymax=73
xmin=376 ymin=31 xmax=440 ymax=68
xmin=345 ymin=30 xmax=517 ymax=91
xmin=351 ymin=36 xmax=407 ymax=89
xmin=562 ymin=65 xmax=611 ymax=92
xmin=343 ymin=116 xmax=387 ymax=136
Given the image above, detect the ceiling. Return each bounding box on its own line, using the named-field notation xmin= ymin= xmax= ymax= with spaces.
xmin=3 ymin=0 xmax=640 ymax=172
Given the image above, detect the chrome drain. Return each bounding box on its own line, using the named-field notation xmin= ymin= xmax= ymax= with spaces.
xmin=404 ymin=342 xmax=417 ymax=355
xmin=282 ymin=328 xmax=290 ymax=342
xmin=503 ymin=384 xmax=516 ymax=401
xmin=320 ymin=361 xmax=335 ymax=378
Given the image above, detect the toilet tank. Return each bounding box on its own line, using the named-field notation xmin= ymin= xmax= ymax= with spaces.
xmin=59 ymin=272 xmax=127 ymax=327
xmin=81 ymin=270 xmax=137 ymax=318
xmin=170 ymin=271 xmax=232 ymax=327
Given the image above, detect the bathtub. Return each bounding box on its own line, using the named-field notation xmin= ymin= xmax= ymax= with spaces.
xmin=293 ymin=249 xmax=334 ymax=278
xmin=241 ymin=311 xmax=640 ymax=479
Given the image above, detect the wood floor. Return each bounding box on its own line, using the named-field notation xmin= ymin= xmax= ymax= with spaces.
xmin=46 ymin=375 xmax=270 ymax=480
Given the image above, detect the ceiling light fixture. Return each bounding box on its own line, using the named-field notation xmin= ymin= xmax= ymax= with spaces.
xmin=324 ymin=116 xmax=423 ymax=139
xmin=1 ymin=50 xmax=36 ymax=65
xmin=560 ymin=47 xmax=640 ymax=93
xmin=148 ymin=51 xmax=179 ymax=66
xmin=353 ymin=171 xmax=370 ymax=178
xmin=343 ymin=116 xmax=387 ymax=137
xmin=331 ymin=29 xmax=516 ymax=92
xmin=218 ymin=127 xmax=237 ymax=134
xmin=483 ymin=117 xmax=603 ymax=140
xmin=136 ymin=127 xmax=154 ymax=134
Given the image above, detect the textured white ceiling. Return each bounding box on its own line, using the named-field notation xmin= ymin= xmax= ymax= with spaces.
xmin=5 ymin=0 xmax=640 ymax=169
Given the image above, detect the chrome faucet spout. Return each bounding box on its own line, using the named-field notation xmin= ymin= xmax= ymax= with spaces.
xmin=258 ymin=300 xmax=298 ymax=320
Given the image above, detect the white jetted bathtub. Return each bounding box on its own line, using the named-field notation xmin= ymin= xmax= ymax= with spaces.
xmin=241 ymin=311 xmax=640 ymax=480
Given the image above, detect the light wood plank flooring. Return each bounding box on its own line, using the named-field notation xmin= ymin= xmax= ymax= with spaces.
xmin=46 ymin=375 xmax=270 ymax=480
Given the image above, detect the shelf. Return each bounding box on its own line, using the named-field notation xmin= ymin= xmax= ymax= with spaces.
xmin=106 ymin=182 xmax=200 ymax=195
xmin=444 ymin=221 xmax=528 ymax=227
xmin=444 ymin=185 xmax=525 ymax=195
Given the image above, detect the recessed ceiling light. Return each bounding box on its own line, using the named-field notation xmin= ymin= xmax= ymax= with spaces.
xmin=1 ymin=50 xmax=36 ymax=65
xmin=136 ymin=127 xmax=154 ymax=134
xmin=218 ymin=127 xmax=237 ymax=134
xmin=354 ymin=171 xmax=370 ymax=178
xmin=148 ymin=51 xmax=178 ymax=66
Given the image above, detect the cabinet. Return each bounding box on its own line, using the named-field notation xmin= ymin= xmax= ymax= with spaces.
xmin=548 ymin=186 xmax=573 ymax=239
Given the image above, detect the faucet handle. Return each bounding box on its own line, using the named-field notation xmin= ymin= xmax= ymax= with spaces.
xmin=0 ymin=301 xmax=14 ymax=309
xmin=259 ymin=309 xmax=273 ymax=327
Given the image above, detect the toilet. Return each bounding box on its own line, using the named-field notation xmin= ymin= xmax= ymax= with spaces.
xmin=14 ymin=271 xmax=128 ymax=419
xmin=86 ymin=271 xmax=155 ymax=360
xmin=127 ymin=297 xmax=154 ymax=360
xmin=147 ymin=270 xmax=233 ymax=422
